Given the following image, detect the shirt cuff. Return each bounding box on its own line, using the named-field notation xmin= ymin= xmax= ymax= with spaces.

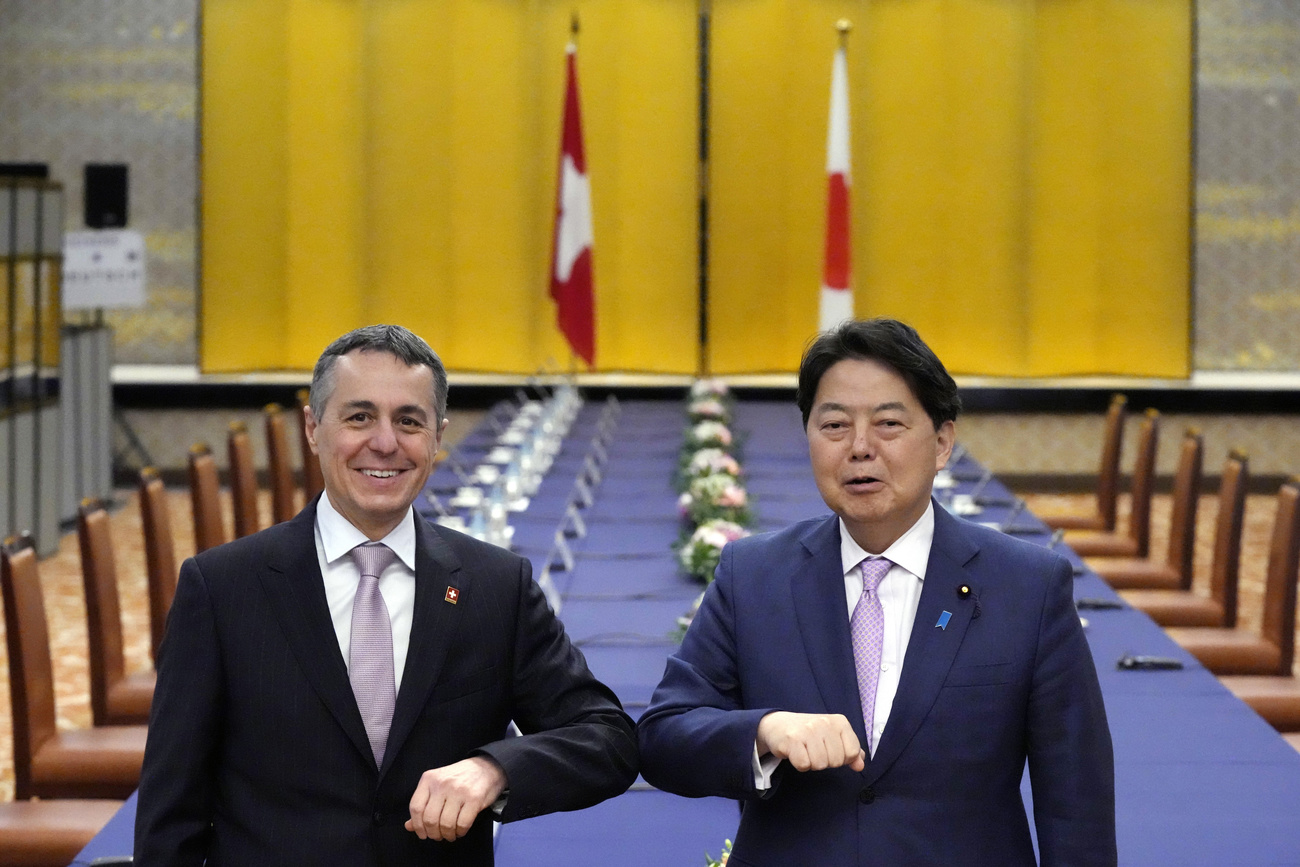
xmin=752 ymin=743 xmax=781 ymax=790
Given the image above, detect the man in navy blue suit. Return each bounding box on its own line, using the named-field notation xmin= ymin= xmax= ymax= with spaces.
xmin=639 ymin=318 xmax=1115 ymax=866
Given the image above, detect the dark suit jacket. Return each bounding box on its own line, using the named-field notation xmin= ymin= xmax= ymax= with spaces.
xmin=638 ymin=504 xmax=1115 ymax=867
xmin=135 ymin=499 xmax=637 ymax=866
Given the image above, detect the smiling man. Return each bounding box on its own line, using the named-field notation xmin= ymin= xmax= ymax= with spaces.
xmin=639 ymin=318 xmax=1116 ymax=867
xmin=136 ymin=325 xmax=637 ymax=866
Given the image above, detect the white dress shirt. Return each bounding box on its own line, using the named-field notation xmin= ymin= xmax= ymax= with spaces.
xmin=315 ymin=493 xmax=418 ymax=691
xmin=755 ymin=503 xmax=936 ymax=786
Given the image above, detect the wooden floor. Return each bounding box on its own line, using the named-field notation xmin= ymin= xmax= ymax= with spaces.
xmin=0 ymin=488 xmax=1291 ymax=802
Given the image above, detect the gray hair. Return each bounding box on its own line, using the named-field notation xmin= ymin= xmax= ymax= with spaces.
xmin=309 ymin=324 xmax=448 ymax=423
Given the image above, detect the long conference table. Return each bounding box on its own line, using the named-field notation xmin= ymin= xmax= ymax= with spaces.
xmin=72 ymin=398 xmax=1300 ymax=865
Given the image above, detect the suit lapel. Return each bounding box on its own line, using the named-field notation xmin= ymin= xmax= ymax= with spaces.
xmin=866 ymin=504 xmax=981 ymax=783
xmin=257 ymin=501 xmax=374 ymax=767
xmin=381 ymin=517 xmax=465 ymax=777
xmin=791 ymin=516 xmax=870 ymax=737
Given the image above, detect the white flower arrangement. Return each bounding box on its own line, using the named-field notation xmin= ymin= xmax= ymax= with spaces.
xmin=678 ymin=473 xmax=750 ymax=526
xmin=686 ymin=448 xmax=742 ymax=480
xmin=677 ymin=519 xmax=750 ymax=583
xmin=690 ymin=378 xmax=731 ymax=399
xmin=687 ymin=396 xmax=730 ymax=424
xmin=705 ymin=839 xmax=733 ymax=866
xmin=686 ymin=420 xmax=734 ymax=450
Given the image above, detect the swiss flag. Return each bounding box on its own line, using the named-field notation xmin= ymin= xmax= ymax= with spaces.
xmin=550 ymin=41 xmax=596 ymax=367
xmin=820 ymin=43 xmax=854 ymax=331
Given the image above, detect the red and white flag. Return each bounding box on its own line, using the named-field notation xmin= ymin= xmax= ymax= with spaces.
xmin=819 ymin=43 xmax=854 ymax=331
xmin=550 ymin=40 xmax=596 ymax=367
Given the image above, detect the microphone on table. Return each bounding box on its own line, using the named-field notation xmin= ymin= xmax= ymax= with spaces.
xmin=965 ymin=469 xmax=994 ymax=502
xmin=998 ymin=498 xmax=1028 ymax=533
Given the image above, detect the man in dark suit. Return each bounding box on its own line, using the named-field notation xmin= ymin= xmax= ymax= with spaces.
xmin=638 ymin=318 xmax=1115 ymax=866
xmin=135 ymin=325 xmax=638 ymax=865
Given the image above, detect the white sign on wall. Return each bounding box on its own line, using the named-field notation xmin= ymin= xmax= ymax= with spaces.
xmin=63 ymin=229 xmax=147 ymax=310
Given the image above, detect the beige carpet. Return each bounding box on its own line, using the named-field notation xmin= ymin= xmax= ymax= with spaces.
xmin=0 ymin=487 xmax=1292 ymax=803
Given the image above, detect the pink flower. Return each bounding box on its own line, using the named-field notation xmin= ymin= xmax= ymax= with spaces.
xmin=718 ymin=486 xmax=747 ymax=508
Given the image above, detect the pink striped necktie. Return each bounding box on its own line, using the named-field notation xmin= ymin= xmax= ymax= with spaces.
xmin=349 ymin=541 xmax=398 ymax=766
xmin=851 ymin=557 xmax=892 ymax=753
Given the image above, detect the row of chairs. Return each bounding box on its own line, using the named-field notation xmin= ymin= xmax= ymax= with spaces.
xmin=1044 ymin=402 xmax=1300 ymax=747
xmin=190 ymin=396 xmax=323 ymax=553
xmin=0 ymin=536 xmax=142 ymax=865
xmin=0 ymin=394 xmax=323 ymax=864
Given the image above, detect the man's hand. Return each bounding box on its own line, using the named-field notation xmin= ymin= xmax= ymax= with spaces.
xmin=756 ymin=711 xmax=866 ymax=773
xmin=405 ymin=755 xmax=508 ymax=842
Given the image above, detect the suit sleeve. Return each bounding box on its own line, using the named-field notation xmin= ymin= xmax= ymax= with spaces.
xmin=475 ymin=557 xmax=639 ymax=821
xmin=636 ymin=542 xmax=779 ymax=800
xmin=1027 ymin=556 xmax=1118 ymax=867
xmin=134 ymin=557 xmax=224 ymax=866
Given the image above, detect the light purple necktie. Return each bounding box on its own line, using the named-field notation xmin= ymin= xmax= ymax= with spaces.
xmin=349 ymin=541 xmax=398 ymax=766
xmin=851 ymin=557 xmax=892 ymax=753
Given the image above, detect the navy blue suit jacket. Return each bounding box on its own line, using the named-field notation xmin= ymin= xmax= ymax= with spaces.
xmin=639 ymin=504 xmax=1115 ymax=867
xmin=135 ymin=499 xmax=637 ymax=866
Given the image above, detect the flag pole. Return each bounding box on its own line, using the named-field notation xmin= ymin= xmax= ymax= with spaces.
xmin=696 ymin=0 xmax=712 ymax=376
xmin=569 ymin=10 xmax=580 ymax=380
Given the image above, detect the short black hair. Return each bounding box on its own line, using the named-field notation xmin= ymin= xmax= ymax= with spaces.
xmin=796 ymin=318 xmax=961 ymax=431
xmin=309 ymin=324 xmax=448 ymax=422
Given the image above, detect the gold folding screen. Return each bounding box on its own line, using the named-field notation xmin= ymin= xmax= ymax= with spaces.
xmin=202 ymin=0 xmax=1190 ymax=377
xmin=201 ymin=0 xmax=699 ymax=373
xmin=707 ymin=0 xmax=1190 ymax=376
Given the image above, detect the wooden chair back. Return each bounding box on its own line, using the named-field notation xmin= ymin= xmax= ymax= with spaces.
xmin=1262 ymin=478 xmax=1300 ymax=673
xmin=1125 ymin=408 xmax=1160 ymax=558
xmin=76 ymin=501 xmax=129 ymax=728
xmin=298 ymin=388 xmax=325 ymax=502
xmin=139 ymin=466 xmax=177 ymax=661
xmin=1096 ymin=394 xmax=1127 ymax=531
xmin=188 ymin=443 xmax=227 ymax=554
xmin=228 ymin=421 xmax=261 ymax=539
xmin=1 ymin=535 xmax=59 ymax=800
xmin=1208 ymin=451 xmax=1249 ymax=628
xmin=264 ymin=403 xmax=298 ymax=524
xmin=1165 ymin=428 xmax=1203 ymax=589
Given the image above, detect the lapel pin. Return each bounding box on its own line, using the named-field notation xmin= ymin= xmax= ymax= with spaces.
xmin=936 ymin=610 xmax=952 ymax=630
xmin=445 ymin=586 xmax=460 ymax=605
xmin=958 ymin=584 xmax=971 ymax=599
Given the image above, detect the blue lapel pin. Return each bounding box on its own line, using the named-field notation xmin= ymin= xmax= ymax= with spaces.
xmin=936 ymin=610 xmax=952 ymax=630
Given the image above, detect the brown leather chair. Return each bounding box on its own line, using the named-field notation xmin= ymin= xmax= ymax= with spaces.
xmin=298 ymin=388 xmax=325 ymax=502
xmin=1090 ymin=428 xmax=1202 ymax=591
xmin=228 ymin=421 xmax=261 ymax=538
xmin=264 ymin=402 xmax=299 ymax=523
xmin=77 ymin=501 xmax=155 ymax=726
xmin=1168 ymin=475 xmax=1300 ymax=676
xmin=1217 ymin=479 xmax=1300 ymax=727
xmin=139 ymin=466 xmax=178 ymax=661
xmin=1120 ymin=450 xmax=1248 ymax=628
xmin=188 ymin=443 xmax=228 ymax=554
xmin=1040 ymin=394 xmax=1126 ymax=532
xmin=0 ymin=798 xmax=125 ymax=867
xmin=1 ymin=537 xmax=146 ymax=800
xmin=1065 ymin=408 xmax=1159 ymax=558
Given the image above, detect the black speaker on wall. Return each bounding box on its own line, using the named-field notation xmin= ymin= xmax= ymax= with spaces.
xmin=84 ymin=163 xmax=128 ymax=228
